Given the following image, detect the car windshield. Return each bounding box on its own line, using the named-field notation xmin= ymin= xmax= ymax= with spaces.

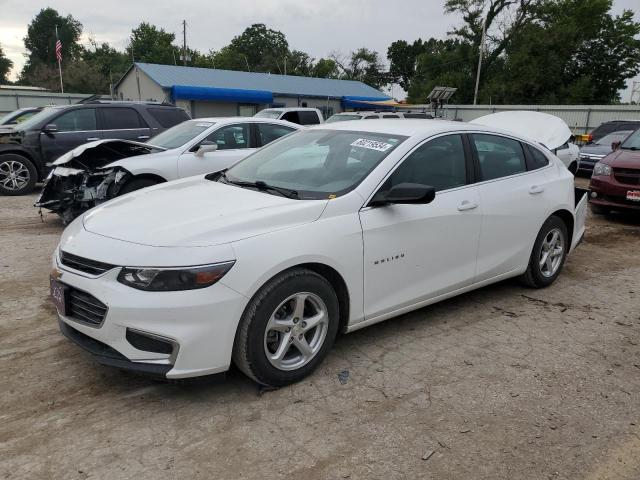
xmin=620 ymin=129 xmax=640 ymax=150
xmin=148 ymin=120 xmax=215 ymax=149
xmin=225 ymin=129 xmax=407 ymax=199
xmin=254 ymin=110 xmax=282 ymax=119
xmin=10 ymin=107 xmax=60 ymax=130
xmin=325 ymin=114 xmax=362 ymax=123
xmin=596 ymin=131 xmax=633 ymax=146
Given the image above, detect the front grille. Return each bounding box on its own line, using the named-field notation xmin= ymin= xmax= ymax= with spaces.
xmin=60 ymin=251 xmax=116 ymax=276
xmin=614 ymin=168 xmax=640 ymax=186
xmin=67 ymin=287 xmax=108 ymax=326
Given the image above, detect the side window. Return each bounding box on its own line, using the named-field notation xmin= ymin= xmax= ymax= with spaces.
xmin=257 ymin=123 xmax=295 ymax=146
xmin=473 ymin=134 xmax=526 ymax=181
xmin=148 ymin=108 xmax=190 ymax=128
xmin=298 ymin=111 xmax=320 ymax=125
xmin=205 ymin=124 xmax=251 ymax=150
xmin=383 ymin=115 xmax=399 ymax=119
xmin=102 ymin=108 xmax=145 ymax=130
xmin=363 ymin=116 xmax=378 ymax=119
xmin=526 ymin=145 xmax=550 ymax=170
xmin=281 ymin=111 xmax=300 ymax=124
xmin=385 ymin=134 xmax=467 ymax=192
xmin=54 ymin=109 xmax=97 ymax=132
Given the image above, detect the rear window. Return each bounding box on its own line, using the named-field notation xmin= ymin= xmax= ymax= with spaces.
xmin=383 ymin=115 xmax=399 ymax=119
xmin=403 ymin=113 xmax=429 ymax=119
xmin=147 ymin=107 xmax=190 ymax=128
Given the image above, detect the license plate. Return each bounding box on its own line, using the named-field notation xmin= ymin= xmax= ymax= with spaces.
xmin=50 ymin=276 xmax=67 ymax=316
xmin=626 ymin=190 xmax=640 ymax=202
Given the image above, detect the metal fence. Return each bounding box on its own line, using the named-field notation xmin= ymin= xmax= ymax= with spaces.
xmin=0 ymin=89 xmax=97 ymax=115
xmin=442 ymin=104 xmax=640 ymax=134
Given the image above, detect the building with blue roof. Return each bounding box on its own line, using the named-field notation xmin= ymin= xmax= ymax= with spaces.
xmin=114 ymin=63 xmax=391 ymax=119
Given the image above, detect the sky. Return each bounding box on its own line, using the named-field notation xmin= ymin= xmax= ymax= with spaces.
xmin=0 ymin=0 xmax=638 ymax=100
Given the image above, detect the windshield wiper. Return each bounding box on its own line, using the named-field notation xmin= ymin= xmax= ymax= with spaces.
xmin=216 ymin=171 xmax=298 ymax=199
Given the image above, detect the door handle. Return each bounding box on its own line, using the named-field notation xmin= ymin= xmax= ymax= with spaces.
xmin=137 ymin=135 xmax=150 ymax=140
xmin=529 ymin=185 xmax=544 ymax=195
xmin=457 ymin=200 xmax=478 ymax=211
xmin=86 ymin=137 xmax=100 ymax=141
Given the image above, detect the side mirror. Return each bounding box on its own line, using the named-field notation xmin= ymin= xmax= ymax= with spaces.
xmin=43 ymin=123 xmax=58 ymax=134
xmin=195 ymin=143 xmax=218 ymax=157
xmin=370 ymin=183 xmax=436 ymax=207
xmin=611 ymin=141 xmax=621 ymax=151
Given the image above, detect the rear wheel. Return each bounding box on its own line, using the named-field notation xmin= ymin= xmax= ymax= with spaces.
xmin=118 ymin=177 xmax=161 ymax=195
xmin=232 ymin=268 xmax=340 ymax=387
xmin=0 ymin=154 xmax=37 ymax=195
xmin=520 ymin=216 xmax=568 ymax=288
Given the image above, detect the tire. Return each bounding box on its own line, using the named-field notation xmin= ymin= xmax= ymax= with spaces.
xmin=590 ymin=204 xmax=610 ymax=215
xmin=520 ymin=216 xmax=569 ymax=288
xmin=232 ymin=268 xmax=340 ymax=387
xmin=118 ymin=177 xmax=160 ymax=195
xmin=0 ymin=154 xmax=37 ymax=195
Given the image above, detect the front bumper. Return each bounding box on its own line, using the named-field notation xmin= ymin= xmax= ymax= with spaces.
xmin=54 ymin=256 xmax=248 ymax=379
xmin=589 ymin=176 xmax=640 ymax=211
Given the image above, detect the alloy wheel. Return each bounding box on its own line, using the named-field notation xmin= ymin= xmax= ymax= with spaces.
xmin=539 ymin=227 xmax=564 ymax=277
xmin=263 ymin=292 xmax=328 ymax=371
xmin=0 ymin=160 xmax=31 ymax=191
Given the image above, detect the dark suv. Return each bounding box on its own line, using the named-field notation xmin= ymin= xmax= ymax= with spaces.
xmin=0 ymin=101 xmax=190 ymax=195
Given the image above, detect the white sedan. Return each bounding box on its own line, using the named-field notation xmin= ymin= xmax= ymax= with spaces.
xmin=51 ymin=119 xmax=586 ymax=386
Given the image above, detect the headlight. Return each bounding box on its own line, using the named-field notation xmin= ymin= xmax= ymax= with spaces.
xmin=117 ymin=261 xmax=235 ymax=291
xmin=593 ymin=162 xmax=612 ymax=177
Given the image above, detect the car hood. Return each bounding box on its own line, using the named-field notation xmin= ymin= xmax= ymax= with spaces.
xmin=82 ymin=176 xmax=328 ymax=247
xmin=580 ymin=144 xmax=611 ymax=156
xmin=52 ymin=139 xmax=166 ymax=170
xmin=471 ymin=111 xmax=571 ymax=151
xmin=601 ymin=148 xmax=640 ymax=168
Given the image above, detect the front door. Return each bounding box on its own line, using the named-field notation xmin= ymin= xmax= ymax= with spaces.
xmin=360 ymin=134 xmax=482 ymax=319
xmin=39 ymin=108 xmax=100 ymax=163
xmin=178 ymin=123 xmax=255 ymax=177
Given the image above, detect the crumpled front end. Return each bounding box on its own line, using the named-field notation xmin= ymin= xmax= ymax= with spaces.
xmin=36 ymin=166 xmax=132 ymax=224
xmin=34 ymin=139 xmax=163 ymax=224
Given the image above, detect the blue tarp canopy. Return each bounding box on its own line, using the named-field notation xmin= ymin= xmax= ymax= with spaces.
xmin=171 ymin=85 xmax=273 ymax=104
xmin=341 ymin=95 xmax=393 ymax=110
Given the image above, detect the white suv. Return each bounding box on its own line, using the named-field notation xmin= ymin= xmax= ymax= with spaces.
xmin=254 ymin=107 xmax=323 ymax=125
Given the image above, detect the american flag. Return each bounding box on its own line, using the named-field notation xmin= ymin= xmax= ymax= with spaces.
xmin=55 ymin=39 xmax=62 ymax=62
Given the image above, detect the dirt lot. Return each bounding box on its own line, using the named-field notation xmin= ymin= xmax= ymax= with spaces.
xmin=1 ymin=179 xmax=639 ymax=480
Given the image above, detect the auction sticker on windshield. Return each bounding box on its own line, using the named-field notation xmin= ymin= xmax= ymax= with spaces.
xmin=351 ymin=138 xmax=393 ymax=152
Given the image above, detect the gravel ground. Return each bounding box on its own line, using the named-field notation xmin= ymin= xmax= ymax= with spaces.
xmin=1 ymin=179 xmax=639 ymax=480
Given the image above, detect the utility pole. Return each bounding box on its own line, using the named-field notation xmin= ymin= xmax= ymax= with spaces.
xmin=473 ymin=16 xmax=486 ymax=106
xmin=182 ymin=20 xmax=187 ymax=66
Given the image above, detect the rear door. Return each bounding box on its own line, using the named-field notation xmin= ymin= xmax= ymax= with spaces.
xmin=471 ymin=133 xmax=552 ymax=281
xmin=177 ymin=122 xmax=255 ymax=177
xmin=39 ymin=108 xmax=100 ymax=163
xmin=99 ymin=107 xmax=152 ymax=142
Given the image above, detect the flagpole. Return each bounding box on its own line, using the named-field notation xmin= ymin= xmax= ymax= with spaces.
xmin=55 ymin=25 xmax=64 ymax=93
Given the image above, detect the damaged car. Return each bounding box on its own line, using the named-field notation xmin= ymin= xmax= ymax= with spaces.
xmin=36 ymin=117 xmax=300 ymax=223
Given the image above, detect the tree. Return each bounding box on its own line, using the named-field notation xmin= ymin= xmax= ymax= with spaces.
xmin=127 ymin=23 xmax=177 ymax=65
xmin=387 ymin=39 xmax=427 ymax=91
xmin=332 ymin=48 xmax=390 ymax=89
xmin=312 ymin=58 xmax=339 ymax=79
xmin=212 ymin=24 xmax=289 ymax=73
xmin=20 ymin=8 xmax=82 ymax=85
xmin=0 ymin=44 xmax=13 ymax=83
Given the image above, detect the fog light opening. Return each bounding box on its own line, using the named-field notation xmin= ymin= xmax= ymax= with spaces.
xmin=126 ymin=328 xmax=176 ymax=356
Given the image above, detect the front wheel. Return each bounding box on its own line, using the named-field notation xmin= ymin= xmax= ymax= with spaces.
xmin=0 ymin=154 xmax=37 ymax=195
xmin=232 ymin=268 xmax=340 ymax=387
xmin=520 ymin=216 xmax=568 ymax=288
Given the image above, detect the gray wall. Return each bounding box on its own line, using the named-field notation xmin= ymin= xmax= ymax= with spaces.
xmin=0 ymin=89 xmax=97 ymax=115
xmin=443 ymin=104 xmax=640 ymax=134
xmin=115 ymin=68 xmax=166 ymax=103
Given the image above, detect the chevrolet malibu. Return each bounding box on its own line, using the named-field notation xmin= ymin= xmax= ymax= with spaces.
xmin=51 ymin=120 xmax=586 ymax=386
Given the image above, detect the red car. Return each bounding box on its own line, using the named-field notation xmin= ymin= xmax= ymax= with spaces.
xmin=589 ymin=128 xmax=640 ymax=214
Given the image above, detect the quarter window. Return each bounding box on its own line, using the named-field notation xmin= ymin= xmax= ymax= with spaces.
xmin=473 ymin=134 xmax=526 ymax=181
xmin=257 ymin=123 xmax=295 ymax=146
xmin=206 ymin=124 xmax=251 ymax=150
xmin=385 ymin=134 xmax=467 ymax=192
xmin=526 ymin=145 xmax=550 ymax=170
xmin=298 ymin=111 xmax=320 ymax=125
xmin=53 ymin=109 xmax=97 ymax=132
